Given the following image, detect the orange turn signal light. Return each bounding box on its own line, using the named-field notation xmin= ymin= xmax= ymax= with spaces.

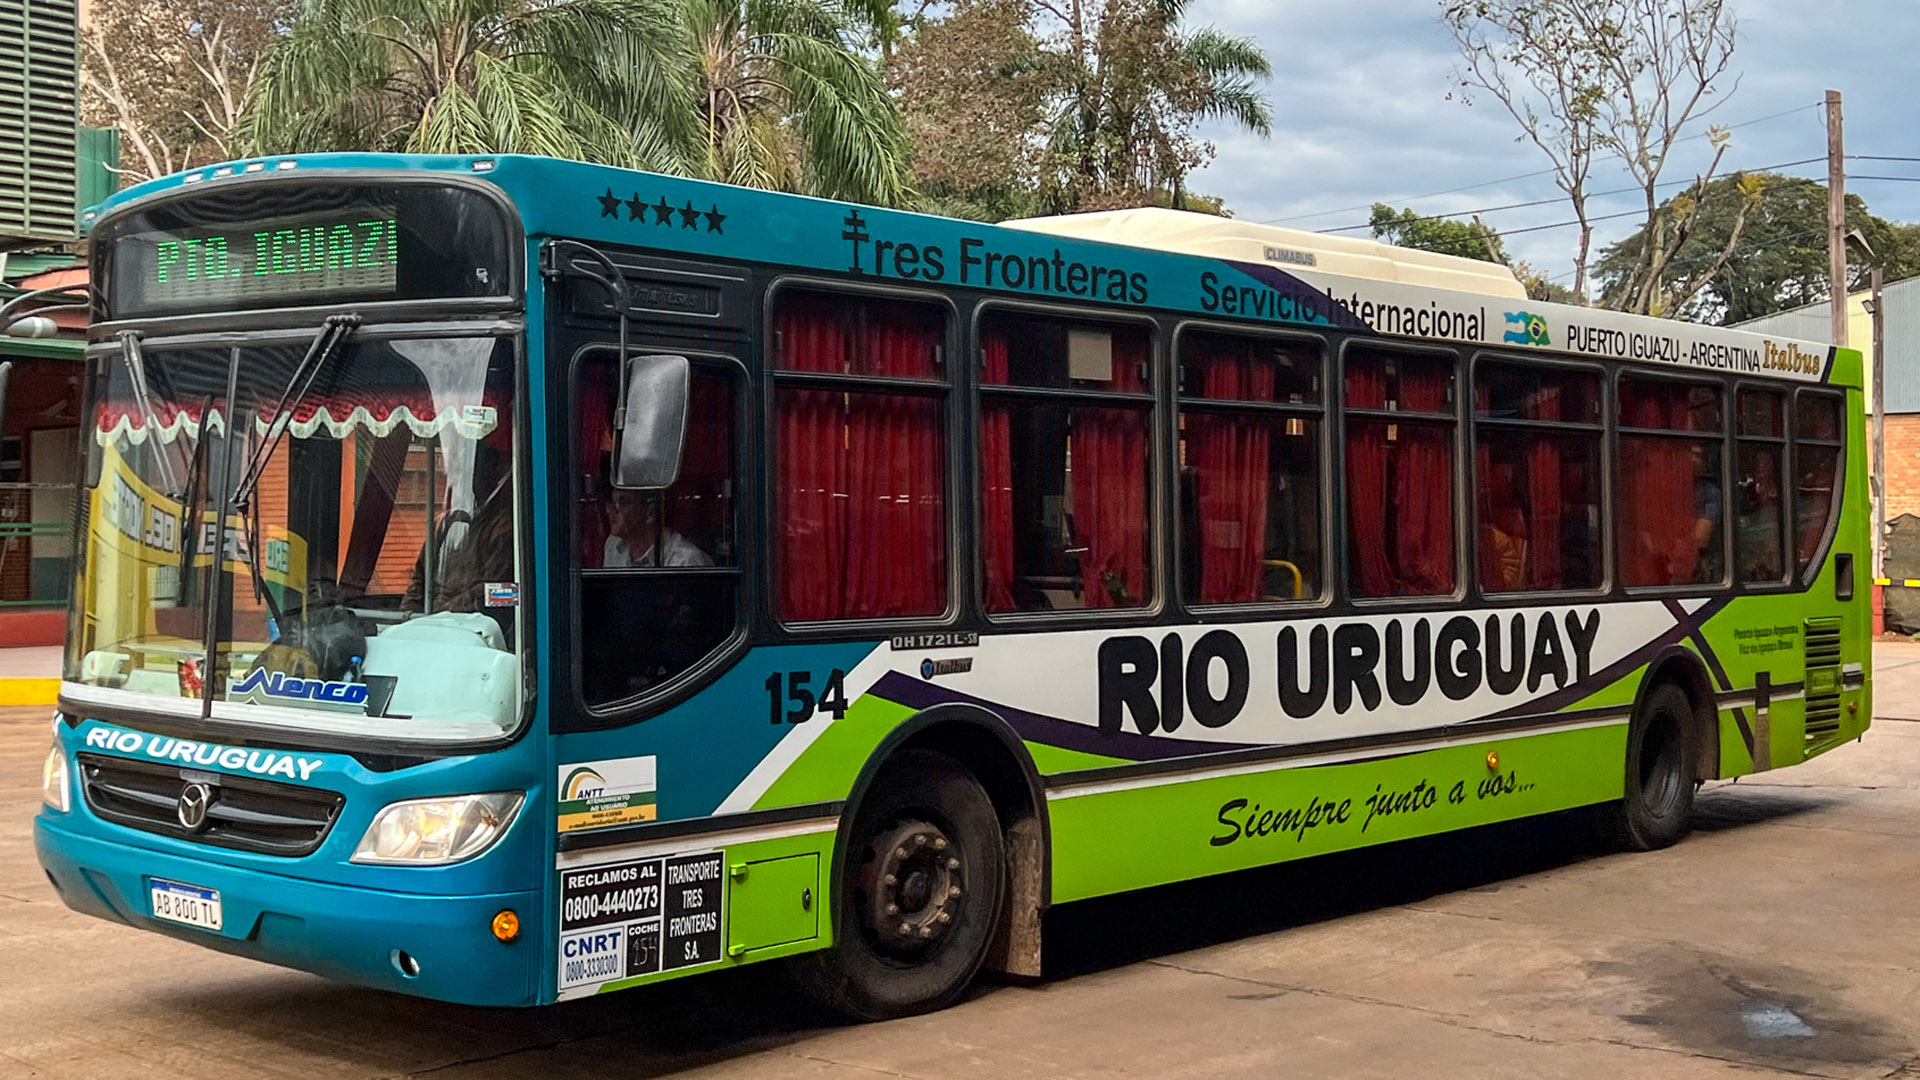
xmin=491 ymin=909 xmax=520 ymax=942
xmin=1485 ymin=751 xmax=1501 ymax=771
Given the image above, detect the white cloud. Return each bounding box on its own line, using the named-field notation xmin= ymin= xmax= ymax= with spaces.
xmin=1180 ymin=0 xmax=1920 ymax=285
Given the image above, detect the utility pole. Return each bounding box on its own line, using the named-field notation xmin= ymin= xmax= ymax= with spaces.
xmin=1826 ymin=89 xmax=1848 ymax=349
xmin=1871 ymin=265 xmax=1886 ymax=584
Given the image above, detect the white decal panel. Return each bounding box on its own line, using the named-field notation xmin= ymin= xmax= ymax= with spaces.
xmin=923 ymin=601 xmax=1683 ymax=748
xmin=557 ymin=850 xmax=723 ymax=996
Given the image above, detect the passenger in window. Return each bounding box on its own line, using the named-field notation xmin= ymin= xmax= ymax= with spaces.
xmin=1737 ymin=451 xmax=1783 ymax=581
xmin=1688 ymin=442 xmax=1724 ymax=581
xmin=604 ymin=489 xmax=712 ymax=568
xmin=1482 ymin=463 xmax=1528 ymax=592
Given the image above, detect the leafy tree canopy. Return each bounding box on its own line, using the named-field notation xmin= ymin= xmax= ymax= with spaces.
xmin=888 ymin=0 xmax=1271 ymax=220
xmin=239 ymin=0 xmax=913 ymax=205
xmin=1369 ymin=204 xmax=1508 ymax=263
xmin=1594 ymin=173 xmax=1920 ymax=325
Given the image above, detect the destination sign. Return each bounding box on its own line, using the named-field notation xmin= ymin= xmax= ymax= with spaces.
xmin=116 ymin=208 xmax=399 ymax=310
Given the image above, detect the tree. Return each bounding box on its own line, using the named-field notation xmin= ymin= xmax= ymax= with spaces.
xmin=1369 ymin=203 xmax=1508 ymax=263
xmin=684 ymin=0 xmax=913 ymax=204
xmin=1595 ymin=173 xmax=1920 ymax=324
xmin=239 ymin=0 xmax=698 ymax=170
xmin=1039 ymin=0 xmax=1273 ymax=211
xmin=1442 ymin=0 xmax=1742 ymax=311
xmin=81 ymin=0 xmax=289 ymax=182
xmin=889 ymin=0 xmax=1053 ymax=220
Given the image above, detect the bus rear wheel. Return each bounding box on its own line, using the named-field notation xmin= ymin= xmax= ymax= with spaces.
xmin=1601 ymin=682 xmax=1697 ymax=851
xmin=798 ymin=749 xmax=1007 ymax=1020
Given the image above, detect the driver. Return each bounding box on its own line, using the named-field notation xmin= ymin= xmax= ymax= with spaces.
xmin=604 ymin=489 xmax=711 ymax=568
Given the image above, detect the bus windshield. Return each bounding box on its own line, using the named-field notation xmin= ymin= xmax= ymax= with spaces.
xmin=64 ymin=332 xmax=524 ymax=739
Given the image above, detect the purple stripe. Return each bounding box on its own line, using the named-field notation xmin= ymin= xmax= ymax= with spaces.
xmin=1223 ymin=260 xmax=1376 ymax=332
xmin=870 ymin=671 xmax=1259 ymax=761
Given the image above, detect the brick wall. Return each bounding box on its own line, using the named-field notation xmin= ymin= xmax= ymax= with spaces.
xmin=1881 ymin=415 xmax=1920 ymax=523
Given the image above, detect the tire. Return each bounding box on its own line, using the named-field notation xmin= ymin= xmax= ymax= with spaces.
xmin=1600 ymin=682 xmax=1698 ymax=851
xmin=796 ymin=749 xmax=1007 ymax=1021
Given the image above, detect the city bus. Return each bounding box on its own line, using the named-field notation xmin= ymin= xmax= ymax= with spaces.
xmin=32 ymin=153 xmax=1870 ymax=1019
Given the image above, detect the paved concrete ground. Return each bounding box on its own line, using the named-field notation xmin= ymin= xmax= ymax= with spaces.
xmin=5 ymin=649 xmax=1920 ymax=1079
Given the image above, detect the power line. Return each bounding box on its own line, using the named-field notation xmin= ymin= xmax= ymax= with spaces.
xmin=1482 ymin=208 xmax=1647 ymax=239
xmin=1257 ymin=168 xmax=1558 ymax=226
xmin=1849 ymin=155 xmax=1920 ymax=163
xmin=1317 ymin=156 xmax=1827 ymax=236
xmin=1847 ymin=175 xmax=1920 ymax=183
xmin=1260 ymin=100 xmax=1824 ymax=227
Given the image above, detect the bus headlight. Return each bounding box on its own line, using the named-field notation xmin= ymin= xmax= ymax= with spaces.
xmin=352 ymin=792 xmax=523 ymax=865
xmin=42 ymin=744 xmax=70 ymax=813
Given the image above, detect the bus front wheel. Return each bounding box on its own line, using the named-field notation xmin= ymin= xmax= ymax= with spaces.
xmin=1600 ymin=682 xmax=1698 ymax=851
xmin=798 ymin=749 xmax=1007 ymax=1020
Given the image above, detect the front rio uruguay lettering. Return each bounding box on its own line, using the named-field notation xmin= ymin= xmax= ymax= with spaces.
xmin=80 ymin=724 xmax=326 ymax=781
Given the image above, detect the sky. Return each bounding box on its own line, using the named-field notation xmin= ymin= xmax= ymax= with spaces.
xmin=1182 ymin=0 xmax=1920 ymax=290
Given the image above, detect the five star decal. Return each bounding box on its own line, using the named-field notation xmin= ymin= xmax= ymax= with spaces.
xmin=596 ymin=188 xmax=727 ymax=235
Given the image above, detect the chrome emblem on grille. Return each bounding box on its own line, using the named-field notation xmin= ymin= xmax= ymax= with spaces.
xmin=177 ymin=783 xmax=213 ymax=832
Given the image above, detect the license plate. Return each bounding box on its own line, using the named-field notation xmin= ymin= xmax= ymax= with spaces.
xmin=149 ymin=878 xmax=223 ymax=931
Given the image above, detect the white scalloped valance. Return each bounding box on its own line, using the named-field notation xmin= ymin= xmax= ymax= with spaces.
xmin=95 ymin=401 xmax=499 ymax=446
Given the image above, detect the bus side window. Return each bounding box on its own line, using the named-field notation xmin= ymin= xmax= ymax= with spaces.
xmin=1344 ymin=348 xmax=1457 ymax=598
xmin=575 ymin=354 xmax=738 ymax=707
xmin=1617 ymin=375 xmax=1726 ymax=588
xmin=772 ymin=290 xmax=948 ymax=623
xmin=980 ymin=313 xmax=1154 ymax=612
xmin=1794 ymin=392 xmax=1844 ymax=576
xmin=1736 ymin=387 xmax=1788 ymax=584
xmin=1472 ymin=361 xmax=1603 ymax=594
xmin=1177 ymin=330 xmax=1324 ymax=605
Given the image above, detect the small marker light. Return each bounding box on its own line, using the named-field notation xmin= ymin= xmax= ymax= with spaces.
xmin=1485 ymin=751 xmax=1500 ymax=771
xmin=491 ymin=909 xmax=520 ymax=942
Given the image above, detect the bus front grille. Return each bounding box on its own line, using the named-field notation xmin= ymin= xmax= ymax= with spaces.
xmin=1803 ymin=618 xmax=1843 ymax=749
xmin=77 ymin=753 xmax=344 ymax=857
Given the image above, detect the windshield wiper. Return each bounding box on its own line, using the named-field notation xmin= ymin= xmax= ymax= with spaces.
xmin=116 ymin=330 xmax=182 ymax=497
xmin=229 ymin=314 xmax=358 ymax=643
xmin=231 ymin=313 xmax=359 ymax=512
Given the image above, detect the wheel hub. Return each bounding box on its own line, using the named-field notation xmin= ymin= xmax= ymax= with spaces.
xmin=861 ymin=820 xmax=963 ymax=955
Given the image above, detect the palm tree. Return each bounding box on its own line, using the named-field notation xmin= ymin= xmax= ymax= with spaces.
xmin=239 ymin=0 xmax=915 ymax=206
xmin=682 ymin=0 xmax=912 ymax=205
xmin=239 ymin=0 xmax=698 ymax=169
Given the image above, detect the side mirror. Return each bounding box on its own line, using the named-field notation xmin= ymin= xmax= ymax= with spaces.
xmin=614 ymin=354 xmax=690 ymax=490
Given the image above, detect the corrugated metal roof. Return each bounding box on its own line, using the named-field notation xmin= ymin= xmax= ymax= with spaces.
xmin=1734 ymin=274 xmax=1920 ymax=413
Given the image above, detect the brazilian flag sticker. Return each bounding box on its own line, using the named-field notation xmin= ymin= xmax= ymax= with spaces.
xmin=1503 ymin=310 xmax=1551 ymax=347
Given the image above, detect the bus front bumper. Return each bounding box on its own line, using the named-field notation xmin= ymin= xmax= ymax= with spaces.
xmin=34 ymin=814 xmax=542 ymax=1007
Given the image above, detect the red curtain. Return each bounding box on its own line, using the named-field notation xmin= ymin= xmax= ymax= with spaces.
xmin=668 ymin=379 xmax=733 ymax=559
xmin=775 ymin=303 xmax=848 ymax=620
xmin=1345 ymin=362 xmax=1393 ymax=594
xmin=1349 ymin=358 xmax=1452 ymax=596
xmin=1394 ymin=367 xmax=1454 ymax=594
xmin=981 ymin=333 xmax=1018 ymax=611
xmin=1072 ymin=334 xmax=1150 ymax=607
xmin=775 ymin=298 xmax=944 ymax=621
xmin=1190 ymin=343 xmax=1274 ymax=603
xmin=844 ymin=306 xmax=944 ymax=618
xmin=578 ymin=365 xmax=613 ymax=565
xmin=1523 ymin=387 xmax=1564 ymax=588
xmin=1619 ymin=386 xmax=1698 ymax=585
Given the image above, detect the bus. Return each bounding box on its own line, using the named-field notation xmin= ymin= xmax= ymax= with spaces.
xmin=33 ymin=153 xmax=1870 ymax=1019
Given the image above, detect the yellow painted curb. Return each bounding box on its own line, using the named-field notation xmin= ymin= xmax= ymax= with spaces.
xmin=0 ymin=679 xmax=59 ymax=706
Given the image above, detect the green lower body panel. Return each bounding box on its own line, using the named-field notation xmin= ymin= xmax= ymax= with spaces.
xmin=1046 ymin=723 xmax=1630 ymax=904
